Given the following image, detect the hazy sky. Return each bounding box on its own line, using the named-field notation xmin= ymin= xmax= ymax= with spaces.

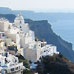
xmin=0 ymin=0 xmax=74 ymax=12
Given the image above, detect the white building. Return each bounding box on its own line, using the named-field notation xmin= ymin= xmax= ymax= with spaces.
xmin=14 ymin=13 xmax=29 ymax=33
xmin=0 ymin=18 xmax=11 ymax=32
xmin=0 ymin=50 xmax=25 ymax=74
xmin=0 ymin=14 xmax=59 ymax=62
xmin=41 ymin=44 xmax=59 ymax=56
xmin=13 ymin=14 xmax=41 ymax=62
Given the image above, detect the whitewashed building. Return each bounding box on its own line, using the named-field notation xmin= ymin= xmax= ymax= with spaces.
xmin=0 ymin=50 xmax=25 ymax=74
xmin=0 ymin=13 xmax=59 ymax=62
xmin=41 ymin=44 xmax=59 ymax=57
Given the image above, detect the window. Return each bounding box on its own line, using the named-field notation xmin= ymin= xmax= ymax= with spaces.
xmin=20 ymin=26 xmax=22 ymax=28
xmin=19 ymin=66 xmax=20 ymax=69
xmin=11 ymin=68 xmax=14 ymax=71
xmin=15 ymin=59 xmax=17 ymax=63
xmin=21 ymin=71 xmax=23 ymax=74
xmin=8 ymin=25 xmax=11 ymax=29
xmin=16 ymin=67 xmax=18 ymax=70
xmin=0 ymin=62 xmax=1 ymax=66
xmin=20 ymin=21 xmax=22 ymax=24
xmin=2 ymin=34 xmax=5 ymax=37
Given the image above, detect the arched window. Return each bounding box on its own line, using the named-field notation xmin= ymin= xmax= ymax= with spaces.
xmin=20 ymin=21 xmax=22 ymax=24
xmin=20 ymin=26 xmax=21 ymax=28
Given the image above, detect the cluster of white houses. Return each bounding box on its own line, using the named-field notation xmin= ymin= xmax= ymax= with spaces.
xmin=0 ymin=14 xmax=59 ymax=62
xmin=0 ymin=50 xmax=25 ymax=74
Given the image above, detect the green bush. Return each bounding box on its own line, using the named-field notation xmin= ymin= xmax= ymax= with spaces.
xmin=16 ymin=54 xmax=30 ymax=68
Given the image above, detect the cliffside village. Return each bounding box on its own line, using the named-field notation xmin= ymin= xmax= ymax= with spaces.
xmin=0 ymin=13 xmax=59 ymax=74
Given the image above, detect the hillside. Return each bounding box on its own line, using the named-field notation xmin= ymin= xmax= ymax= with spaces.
xmin=0 ymin=14 xmax=74 ymax=62
xmin=16 ymin=54 xmax=74 ymax=74
xmin=0 ymin=14 xmax=15 ymax=22
xmin=36 ymin=54 xmax=74 ymax=74
xmin=25 ymin=19 xmax=74 ymax=62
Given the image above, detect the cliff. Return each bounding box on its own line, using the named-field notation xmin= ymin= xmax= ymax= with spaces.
xmin=0 ymin=14 xmax=15 ymax=22
xmin=25 ymin=19 xmax=74 ymax=62
xmin=0 ymin=14 xmax=74 ymax=62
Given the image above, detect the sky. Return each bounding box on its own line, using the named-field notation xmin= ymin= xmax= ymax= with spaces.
xmin=0 ymin=0 xmax=74 ymax=12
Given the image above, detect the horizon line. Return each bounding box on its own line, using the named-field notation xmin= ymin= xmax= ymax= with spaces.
xmin=1 ymin=7 xmax=74 ymax=13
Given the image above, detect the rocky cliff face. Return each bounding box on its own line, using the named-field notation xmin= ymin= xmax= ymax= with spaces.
xmin=0 ymin=14 xmax=74 ymax=62
xmin=25 ymin=19 xmax=74 ymax=62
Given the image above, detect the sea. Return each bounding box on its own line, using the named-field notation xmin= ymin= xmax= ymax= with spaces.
xmin=51 ymin=19 xmax=74 ymax=50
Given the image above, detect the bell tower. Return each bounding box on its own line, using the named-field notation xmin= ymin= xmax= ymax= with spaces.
xmin=14 ymin=13 xmax=29 ymax=33
xmin=14 ymin=13 xmax=25 ymax=29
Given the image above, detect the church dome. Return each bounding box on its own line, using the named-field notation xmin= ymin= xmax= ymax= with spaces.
xmin=15 ymin=13 xmax=24 ymax=20
xmin=14 ymin=13 xmax=25 ymax=25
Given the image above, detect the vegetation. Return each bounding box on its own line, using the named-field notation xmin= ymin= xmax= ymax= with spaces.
xmin=16 ymin=54 xmax=34 ymax=74
xmin=23 ymin=69 xmax=34 ymax=74
xmin=36 ymin=54 xmax=74 ymax=74
xmin=35 ymin=37 xmax=39 ymax=41
xmin=16 ymin=53 xmax=74 ymax=74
